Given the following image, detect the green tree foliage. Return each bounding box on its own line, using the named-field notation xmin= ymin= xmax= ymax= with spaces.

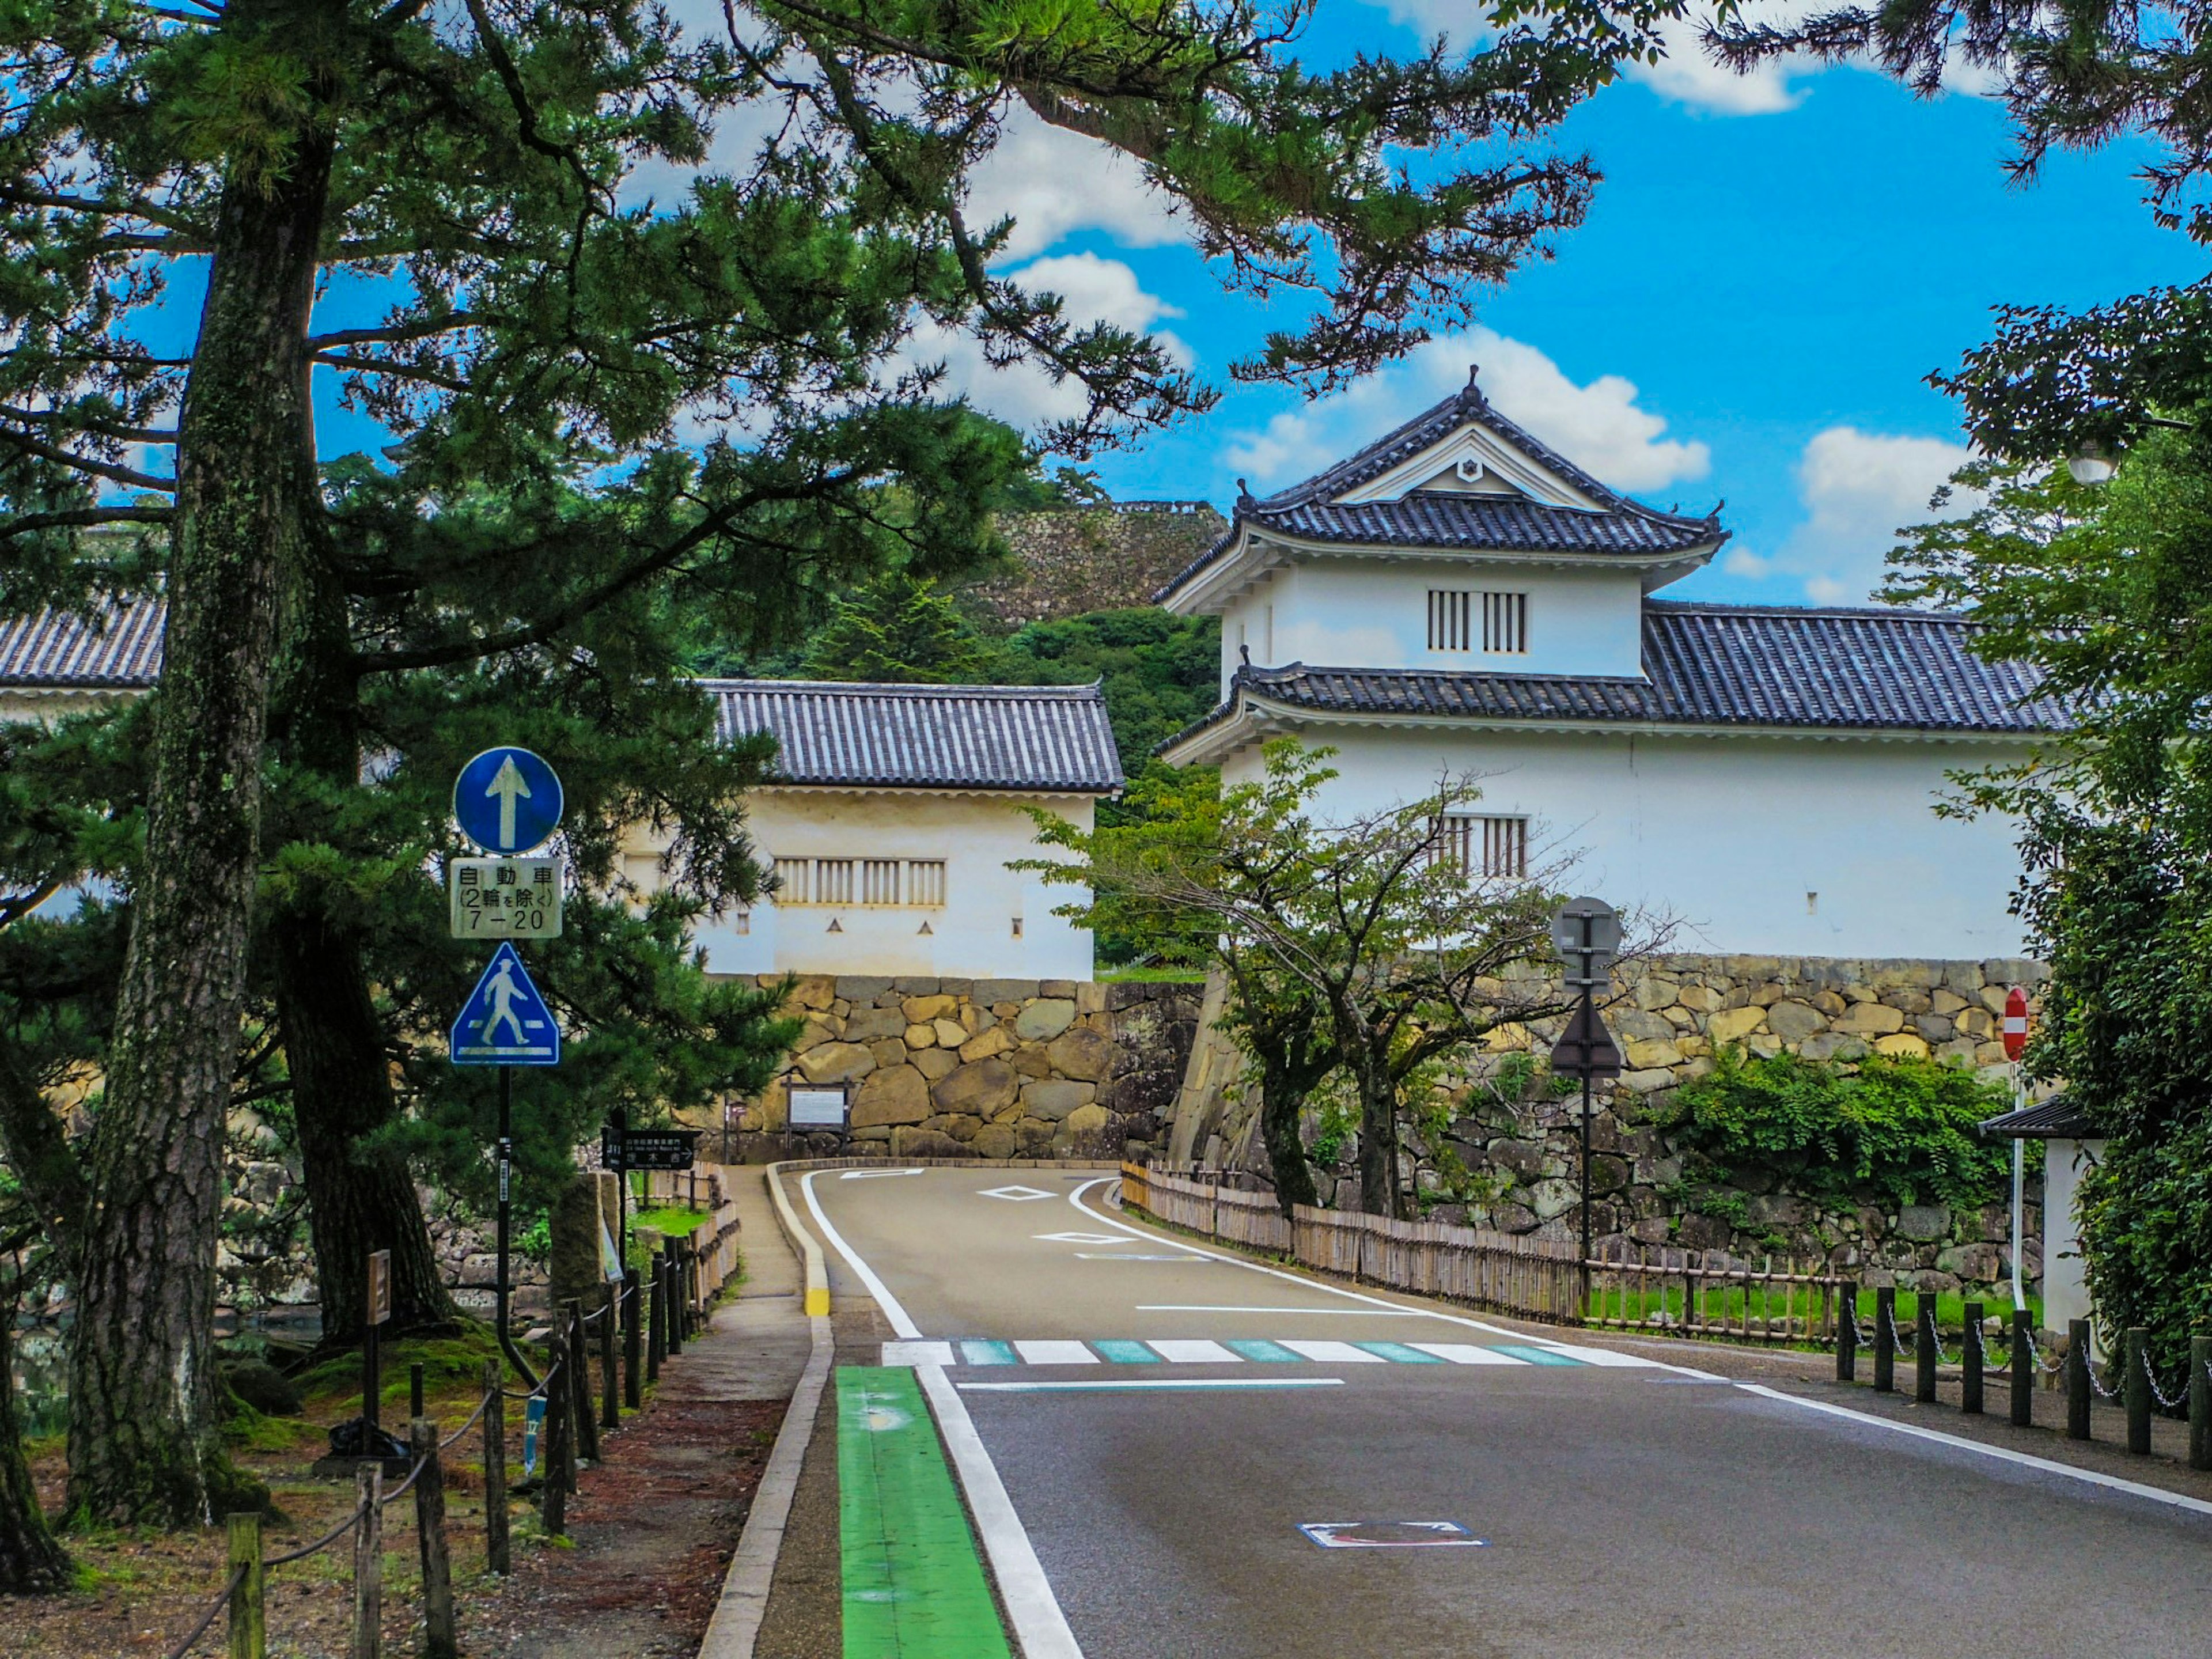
xmin=1670 ymin=1046 xmax=2009 ymax=1214
xmin=799 ymin=571 xmax=995 ymax=682
xmin=994 ymin=608 xmax=1222 ymax=770
xmin=1025 ymin=741 xmax=1571 ymax=1217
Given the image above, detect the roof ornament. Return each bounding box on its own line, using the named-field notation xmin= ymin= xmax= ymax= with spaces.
xmin=1238 ymin=642 xmax=1252 ymax=668
xmin=1460 ymin=363 xmax=1488 ymax=410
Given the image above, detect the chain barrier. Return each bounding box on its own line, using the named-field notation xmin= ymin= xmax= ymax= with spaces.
xmin=1968 ymin=1321 xmax=2012 ymax=1374
xmin=1885 ymin=1305 xmax=1916 ymax=1355
xmin=2145 ymin=1361 xmax=2188 ymax=1414
xmin=161 ymin=1565 xmax=247 ymax=1659
xmin=264 ymin=1502 xmax=365 ymax=1568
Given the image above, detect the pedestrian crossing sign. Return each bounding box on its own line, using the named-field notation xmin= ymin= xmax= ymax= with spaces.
xmin=450 ymin=942 xmax=560 ymax=1066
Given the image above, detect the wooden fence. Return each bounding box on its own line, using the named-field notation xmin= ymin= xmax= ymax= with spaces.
xmin=1121 ymin=1163 xmax=1848 ymax=1342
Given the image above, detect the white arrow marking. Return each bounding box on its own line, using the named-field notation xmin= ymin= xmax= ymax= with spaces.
xmin=486 ymin=755 xmax=532 ymax=849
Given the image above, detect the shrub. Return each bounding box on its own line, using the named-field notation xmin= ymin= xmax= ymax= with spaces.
xmin=1670 ymin=1046 xmax=2009 ymax=1213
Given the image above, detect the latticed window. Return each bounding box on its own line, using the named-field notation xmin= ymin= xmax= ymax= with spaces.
xmin=772 ymin=857 xmax=810 ymax=903
xmin=1440 ymin=815 xmax=1527 ymax=877
xmin=1482 ymin=591 xmax=1528 ymax=654
xmin=815 ymin=858 xmax=855 ymax=906
xmin=862 ymin=859 xmax=901 ymax=905
xmin=907 ymin=859 xmax=947 ymax=906
xmin=1427 ymin=589 xmax=1472 ymax=651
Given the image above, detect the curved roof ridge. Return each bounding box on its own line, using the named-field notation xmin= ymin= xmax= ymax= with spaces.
xmin=696 ymin=677 xmax=1106 ymax=699
xmin=1643 ymin=597 xmax=1969 ymax=623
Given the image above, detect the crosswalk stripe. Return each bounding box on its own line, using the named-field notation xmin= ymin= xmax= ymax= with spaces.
xmin=1353 ymin=1341 xmax=1445 ymax=1363
xmin=1489 ymin=1344 xmax=1584 ymax=1366
xmin=883 ymin=1340 xmax=957 ymax=1367
xmin=1146 ymin=1339 xmax=1243 ymax=1364
xmin=1224 ymin=1339 xmax=1302 ymax=1363
xmin=1278 ymin=1339 xmax=1387 ymax=1363
xmin=1407 ymin=1343 xmax=1529 ymax=1365
xmin=1091 ymin=1339 xmax=1160 ymax=1363
xmin=1013 ymin=1340 xmax=1098 ymax=1366
xmin=960 ymin=1339 xmax=1019 ymax=1366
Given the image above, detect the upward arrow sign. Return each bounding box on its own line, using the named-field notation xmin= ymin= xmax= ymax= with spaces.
xmin=486 ymin=756 xmax=532 ymax=849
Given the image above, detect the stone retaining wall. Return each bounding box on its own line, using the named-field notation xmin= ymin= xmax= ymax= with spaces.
xmin=714 ymin=975 xmax=1204 ymax=1162
xmin=1166 ymin=953 xmax=2052 ymax=1301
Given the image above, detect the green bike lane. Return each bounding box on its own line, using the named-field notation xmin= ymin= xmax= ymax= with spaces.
xmin=800 ymin=1167 xmax=2212 ymax=1659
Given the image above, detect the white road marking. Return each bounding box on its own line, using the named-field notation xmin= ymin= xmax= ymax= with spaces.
xmin=1280 ymin=1339 xmax=1387 ymax=1363
xmin=959 ymin=1379 xmax=1344 ymax=1393
xmin=841 ymin=1168 xmax=924 ymax=1180
xmin=1073 ymin=1253 xmax=1193 ymax=1260
xmin=1134 ymin=1305 xmax=1425 ymax=1316
xmin=979 ymin=1184 xmax=1058 ymax=1201
xmin=1408 ymin=1343 xmax=1530 ymax=1366
xmin=1032 ymin=1232 xmax=1131 ymax=1245
xmin=1013 ymin=1340 xmax=1099 ymax=1366
xmin=1733 ymin=1385 xmax=2212 ymax=1519
xmin=881 ymin=1340 xmax=957 ymax=1368
xmin=1524 ymin=1342 xmax=1662 ymax=1368
xmin=1146 ymin=1339 xmax=1243 ymax=1364
xmin=798 ymin=1171 xmax=1083 ymax=1658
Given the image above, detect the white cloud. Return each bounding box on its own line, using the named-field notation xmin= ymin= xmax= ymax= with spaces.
xmin=1631 ymin=12 xmax=1815 ymax=114
xmin=1730 ymin=425 xmax=1978 ymax=604
xmin=1219 ymin=330 xmax=1710 ymax=497
xmin=900 ymin=253 xmax=1187 ymax=430
xmin=966 ymin=108 xmax=1183 ymax=262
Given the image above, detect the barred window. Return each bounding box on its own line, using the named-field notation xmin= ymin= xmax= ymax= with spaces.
xmin=1480 ymin=816 xmax=1528 ymax=877
xmin=1438 ymin=814 xmax=1476 ymax=871
xmin=1428 ymin=589 xmax=1472 ymax=652
xmin=772 ymin=857 xmax=810 ymax=903
xmin=907 ymin=859 xmax=947 ymax=906
xmin=1482 ymin=592 xmax=1528 ymax=654
xmin=815 ymin=858 xmax=854 ymax=906
xmin=862 ymin=859 xmax=901 ymax=906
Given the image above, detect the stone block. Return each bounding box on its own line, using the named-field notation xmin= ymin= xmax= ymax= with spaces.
xmin=1589 ymin=1154 xmax=1630 ymax=1194
xmin=1620 ymin=1067 xmax=1677 ymax=1094
xmin=1625 ymin=1037 xmax=1683 ymax=1069
xmin=902 ymin=993 xmax=960 ymax=1024
xmin=904 ymin=1024 xmax=937 ymax=1049
xmin=790 ymin=1016 xmax=841 ymax=1054
xmin=960 ymin=1026 xmax=1015 ymax=1062
xmin=1763 ymin=1000 xmax=1824 ymax=1044
xmin=1708 ymin=1005 xmax=1766 ymax=1044
xmin=923 ymin=1113 xmax=983 ymax=1142
xmin=851 ymin=1065 xmax=932 ymax=1128
xmin=1010 ymin=1045 xmax=1054 ymax=1079
xmin=933 ymin=1058 xmax=1019 ymax=1116
xmin=972 ymin=1124 xmax=1018 ymax=1160
xmin=931 ymin=1018 xmax=965 ymax=1047
xmin=798 ymin=1041 xmax=875 ymax=1083
xmin=1873 ymin=1033 xmax=1930 ymax=1060
xmin=975 ymin=979 xmax=1041 ymax=1005
xmin=843 ymin=1006 xmax=908 ymax=1043
xmin=1797 ymin=1033 xmax=1866 ymax=1063
xmin=892 ymin=976 xmax=941 ymax=995
xmin=1021 ymin=1080 xmax=1096 ymax=1120
xmin=1040 ymin=979 xmax=1077 ymax=998
xmin=912 ymin=1047 xmax=959 ymax=1082
xmin=891 ymin=1127 xmax=966 ymax=1159
xmin=1045 ymin=1025 xmax=1118 ymax=1082
xmin=870 ymin=1038 xmax=910 ymax=1068
xmin=1015 ymin=999 xmax=1077 ymax=1041
xmin=1833 ymin=1002 xmax=1906 ymax=1037
xmin=1897 ymin=1204 xmax=1950 ymax=1241
xmin=1911 ymin=1013 xmax=1955 ymax=1044
xmin=834 ymin=976 xmax=894 ymax=1001
xmin=787 ymin=974 xmax=837 ymax=1011
xmin=1075 ymin=982 xmax=1110 ymax=1014
xmin=1016 ymin=1120 xmax=1058 ymax=1157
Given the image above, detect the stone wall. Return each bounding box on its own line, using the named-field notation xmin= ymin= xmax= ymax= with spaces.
xmin=717 ymin=975 xmax=1205 ymax=1162
xmin=974 ymin=502 xmax=1228 ymax=626
xmin=1166 ymin=953 xmax=2052 ymax=1301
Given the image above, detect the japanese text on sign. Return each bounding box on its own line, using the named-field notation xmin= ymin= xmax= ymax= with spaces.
xmin=449 ymin=857 xmax=563 ymax=940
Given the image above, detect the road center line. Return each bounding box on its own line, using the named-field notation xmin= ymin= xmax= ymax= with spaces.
xmin=798 ymin=1169 xmax=1084 ymax=1659
xmin=1133 ymin=1304 xmax=1425 ymax=1316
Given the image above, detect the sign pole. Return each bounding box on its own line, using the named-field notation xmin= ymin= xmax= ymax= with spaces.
xmin=495 ymin=1065 xmax=539 ymax=1389
xmin=2002 ymin=986 xmax=2030 ymax=1315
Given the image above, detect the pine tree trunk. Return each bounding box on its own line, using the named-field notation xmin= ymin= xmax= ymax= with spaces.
xmin=274 ymin=911 xmax=459 ymax=1340
xmin=0 ymin=1302 xmax=69 ymax=1593
xmin=65 ymin=66 xmax=334 ymax=1524
xmin=1354 ymin=1049 xmax=1400 ymax=1221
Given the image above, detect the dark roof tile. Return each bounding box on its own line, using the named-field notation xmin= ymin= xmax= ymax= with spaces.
xmin=0 ymin=598 xmax=165 ymax=689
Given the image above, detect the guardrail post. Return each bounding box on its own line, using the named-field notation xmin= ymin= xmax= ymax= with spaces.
xmin=2067 ymin=1318 xmax=2093 ymax=1440
xmin=2126 ymin=1326 xmax=2153 ymax=1455
xmin=624 ymin=1268 xmax=643 ymax=1409
xmin=662 ymin=1253 xmax=682 ymax=1357
xmin=352 ymin=1464 xmax=382 ymax=1659
xmin=600 ymin=1286 xmax=620 ymax=1431
xmin=1961 ymin=1300 xmax=1984 ymax=1414
xmin=2191 ymin=1335 xmax=2211 ymax=1471
xmin=543 ymin=1357 xmax=570 ymax=1536
xmin=1873 ymin=1286 xmax=1896 ymax=1393
xmin=647 ymin=1255 xmax=665 ymax=1378
xmin=565 ymin=1300 xmax=600 ymax=1463
xmin=410 ymin=1418 xmax=456 ymax=1659
xmin=227 ymin=1511 xmax=263 ymax=1659
xmin=1915 ymin=1293 xmax=1938 ymax=1404
xmin=481 ymin=1360 xmax=510 ymax=1576
xmin=2010 ymin=1308 xmax=2035 ymax=1427
xmin=1836 ymin=1280 xmax=1858 ymax=1382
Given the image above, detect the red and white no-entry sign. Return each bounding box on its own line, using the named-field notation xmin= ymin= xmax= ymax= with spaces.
xmin=2002 ymin=986 xmax=2029 ymax=1061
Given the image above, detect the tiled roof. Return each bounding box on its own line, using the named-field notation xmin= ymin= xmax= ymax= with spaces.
xmin=0 ymin=597 xmax=165 ymax=689
xmin=1979 ymin=1096 xmax=2093 ymax=1139
xmin=706 ymin=680 xmax=1123 ymax=793
xmin=1157 ymin=371 xmax=1722 ymax=603
xmin=1166 ymin=601 xmax=2070 ymax=749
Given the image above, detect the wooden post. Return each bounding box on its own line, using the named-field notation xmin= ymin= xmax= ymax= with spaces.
xmin=2126 ymin=1326 xmax=2153 ymax=1455
xmin=1836 ymin=1281 xmax=1858 ymax=1384
xmin=623 ymin=1268 xmax=643 ymax=1410
xmin=1961 ymin=1301 xmax=1984 ymax=1415
xmin=2010 ymin=1308 xmax=2035 ymax=1428
xmin=352 ymin=1464 xmax=382 ymax=1659
xmin=647 ymin=1256 xmax=665 ymax=1380
xmin=565 ymin=1300 xmax=600 ymax=1463
xmin=2190 ymin=1335 xmax=2211 ymax=1471
xmin=410 ymin=1418 xmax=456 ymax=1659
xmin=409 ymin=1362 xmax=425 ymax=1421
xmin=226 ymin=1512 xmax=264 ymax=1659
xmin=1915 ymin=1293 xmax=1938 ymax=1404
xmin=2067 ymin=1318 xmax=2093 ymax=1440
xmin=600 ymin=1286 xmax=620 ymax=1431
xmin=662 ymin=1255 xmax=682 ymax=1357
xmin=542 ymin=1357 xmax=570 ymax=1536
xmin=1873 ymin=1286 xmax=1896 ymax=1393
xmin=481 ymin=1359 xmax=510 ymax=1576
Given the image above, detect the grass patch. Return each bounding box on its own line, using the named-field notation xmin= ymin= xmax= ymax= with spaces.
xmin=297 ymin=1329 xmax=505 ymax=1414
xmin=1097 ymin=965 xmax=1205 ymax=983
xmin=225 ymin=1406 xmax=316 ymax=1454
xmin=632 ymin=1204 xmax=707 ymax=1237
xmin=1583 ymin=1280 xmax=2044 ymax=1340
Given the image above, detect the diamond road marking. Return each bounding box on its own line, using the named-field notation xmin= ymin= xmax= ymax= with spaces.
xmin=1032 ymin=1232 xmax=1130 ymax=1244
xmin=978 ymin=1185 xmax=1056 ymax=1202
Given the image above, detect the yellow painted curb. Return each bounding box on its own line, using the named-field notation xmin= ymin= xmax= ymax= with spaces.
xmin=764 ymin=1161 xmax=830 ymax=1317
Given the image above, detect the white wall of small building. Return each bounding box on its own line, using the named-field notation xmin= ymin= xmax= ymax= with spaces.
xmin=2041 ymin=1137 xmax=2103 ymax=1337
xmin=1214 ymin=555 xmax=1648 ymax=692
xmin=651 ymin=787 xmax=1097 ymax=980
xmin=1219 ymin=723 xmax=2030 ymax=959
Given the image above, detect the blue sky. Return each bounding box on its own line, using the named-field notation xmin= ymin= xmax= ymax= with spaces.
xmin=944 ymin=3 xmax=2205 ymax=607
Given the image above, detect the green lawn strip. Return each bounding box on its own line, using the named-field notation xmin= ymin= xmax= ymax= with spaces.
xmin=838 ymin=1366 xmax=1013 ymax=1659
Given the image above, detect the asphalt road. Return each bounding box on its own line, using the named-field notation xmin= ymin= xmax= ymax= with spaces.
xmin=800 ymin=1167 xmax=2212 ymax=1658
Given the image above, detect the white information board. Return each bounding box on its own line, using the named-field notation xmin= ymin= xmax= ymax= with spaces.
xmin=449 ymin=856 xmax=563 ymax=939
xmin=788 ymin=1085 xmax=849 ymax=1129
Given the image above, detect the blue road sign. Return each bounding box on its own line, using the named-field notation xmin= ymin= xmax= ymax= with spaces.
xmin=450 ymin=942 xmax=560 ymax=1066
xmin=453 ymin=747 xmax=563 ymax=854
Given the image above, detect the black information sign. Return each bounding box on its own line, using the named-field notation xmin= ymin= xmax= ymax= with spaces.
xmin=603 ymin=1126 xmax=700 ymax=1172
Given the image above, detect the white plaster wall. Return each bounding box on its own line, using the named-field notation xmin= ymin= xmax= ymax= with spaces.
xmin=670 ymin=789 xmax=1096 ymax=979
xmin=1216 ymin=556 xmax=1646 ymax=694
xmin=2042 ymin=1137 xmax=2103 ymax=1334
xmin=1219 ymin=725 xmax=2030 ymax=959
